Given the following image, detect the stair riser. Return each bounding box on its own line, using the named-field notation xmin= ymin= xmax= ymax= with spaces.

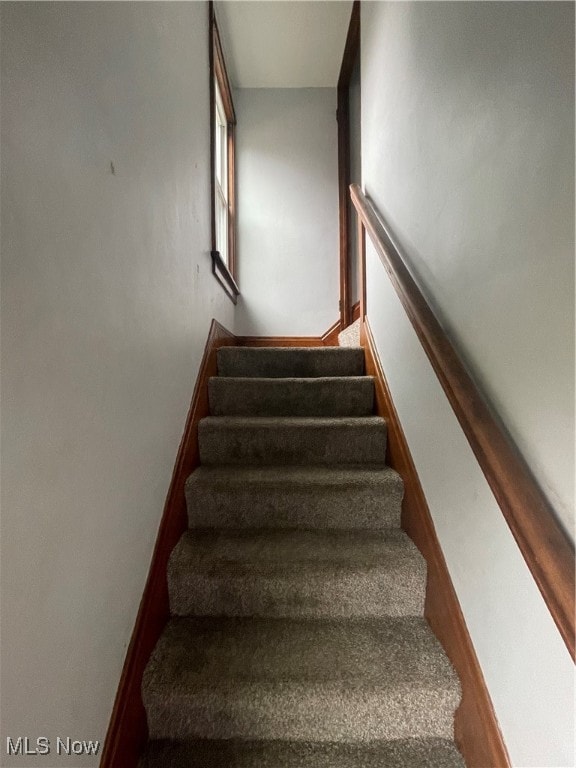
xmin=217 ymin=348 xmax=365 ymax=378
xmin=168 ymin=570 xmax=426 ymax=618
xmin=209 ymin=378 xmax=374 ymax=417
xmin=198 ymin=422 xmax=387 ymax=466
xmin=144 ymin=688 xmax=457 ymax=742
xmin=185 ymin=482 xmax=402 ymax=529
xmin=140 ymin=738 xmax=466 ymax=768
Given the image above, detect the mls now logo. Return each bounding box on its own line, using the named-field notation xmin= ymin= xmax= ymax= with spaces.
xmin=6 ymin=736 xmax=100 ymax=756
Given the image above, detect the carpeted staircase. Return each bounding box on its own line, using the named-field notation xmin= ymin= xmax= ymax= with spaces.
xmin=139 ymin=346 xmax=464 ymax=767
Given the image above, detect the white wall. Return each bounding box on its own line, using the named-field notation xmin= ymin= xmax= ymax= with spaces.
xmin=363 ymin=1 xmax=574 ymax=533
xmin=233 ymin=88 xmax=340 ymax=336
xmin=0 ymin=3 xmax=235 ymax=766
xmin=367 ymin=244 xmax=574 ymax=768
xmin=348 ymin=55 xmax=362 ymax=306
xmin=361 ymin=3 xmax=574 ymax=766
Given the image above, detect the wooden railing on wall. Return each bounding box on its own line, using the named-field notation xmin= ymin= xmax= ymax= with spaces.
xmin=350 ymin=183 xmax=575 ymax=662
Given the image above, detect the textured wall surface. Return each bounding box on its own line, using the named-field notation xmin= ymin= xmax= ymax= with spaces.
xmin=234 ymin=88 xmax=340 ymax=336
xmin=1 ymin=4 xmax=235 ymax=765
xmin=361 ymin=3 xmax=574 ymax=766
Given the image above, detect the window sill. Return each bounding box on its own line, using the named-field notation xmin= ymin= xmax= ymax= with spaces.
xmin=211 ymin=250 xmax=240 ymax=305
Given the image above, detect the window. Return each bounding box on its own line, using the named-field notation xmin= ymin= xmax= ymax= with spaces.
xmin=210 ymin=5 xmax=238 ymax=303
xmin=214 ymin=77 xmax=228 ymax=264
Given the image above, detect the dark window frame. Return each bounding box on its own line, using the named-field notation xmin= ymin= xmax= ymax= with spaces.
xmin=209 ymin=2 xmax=239 ymax=303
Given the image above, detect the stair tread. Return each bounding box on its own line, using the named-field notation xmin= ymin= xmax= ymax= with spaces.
xmin=169 ymin=528 xmax=424 ymax=572
xmin=185 ymin=465 xmax=404 ymax=530
xmin=140 ymin=738 xmax=465 ymax=768
xmin=222 ymin=347 xmax=360 ymax=353
xmin=168 ymin=529 xmax=426 ymax=618
xmin=143 ymin=617 xmax=460 ymax=741
xmin=209 ymin=376 xmax=375 ymax=416
xmin=143 ymin=616 xmax=459 ymax=693
xmin=200 ymin=415 xmax=386 ymax=427
xmin=211 ymin=375 xmax=373 ymax=382
xmin=228 ymin=346 xmax=355 ymax=350
xmin=186 ymin=464 xmax=402 ymax=488
xmin=217 ymin=346 xmax=365 ymax=378
xmin=198 ymin=417 xmax=388 ymax=467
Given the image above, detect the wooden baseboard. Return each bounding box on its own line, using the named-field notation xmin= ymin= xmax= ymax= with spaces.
xmin=362 ymin=319 xmax=510 ymax=768
xmin=238 ymin=303 xmax=362 ymax=349
xmin=100 ymin=319 xmax=236 ymax=768
xmin=236 ymin=335 xmax=324 ymax=347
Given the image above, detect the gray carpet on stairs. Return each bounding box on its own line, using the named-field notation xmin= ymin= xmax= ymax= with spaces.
xmin=168 ymin=528 xmax=427 ymax=618
xmin=140 ymin=738 xmax=464 ymax=768
xmin=140 ymin=345 xmax=464 ymax=767
xmin=185 ymin=465 xmax=405 ymax=530
xmin=217 ymin=346 xmax=365 ymax=378
xmin=209 ymin=376 xmax=375 ymax=416
xmin=199 ymin=416 xmax=388 ymax=466
xmin=143 ymin=617 xmax=460 ymax=742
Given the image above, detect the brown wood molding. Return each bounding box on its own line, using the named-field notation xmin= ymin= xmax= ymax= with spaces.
xmin=236 ymin=336 xmax=324 ymax=348
xmin=338 ymin=0 xmax=361 ymax=89
xmin=227 ymin=121 xmax=237 ymax=279
xmin=337 ymin=86 xmax=351 ymax=329
xmin=322 ymin=301 xmax=361 ymax=346
xmin=236 ymin=304 xmax=362 ymax=349
xmin=100 ymin=320 xmax=237 ymax=768
xmin=337 ymin=0 xmax=360 ymax=328
xmin=211 ymin=250 xmax=240 ymax=305
xmin=212 ymin=11 xmax=236 ymax=124
xmin=351 ymin=183 xmax=575 ymax=661
xmin=209 ymin=2 xmax=237 ymax=281
xmin=321 ymin=320 xmax=341 ymax=347
xmin=362 ymin=319 xmax=511 ymax=768
xmin=208 ymin=2 xmax=216 ymax=257
xmin=212 ymin=6 xmax=237 ymax=277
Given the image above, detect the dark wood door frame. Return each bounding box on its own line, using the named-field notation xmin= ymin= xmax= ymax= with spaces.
xmin=337 ymin=1 xmax=360 ymax=329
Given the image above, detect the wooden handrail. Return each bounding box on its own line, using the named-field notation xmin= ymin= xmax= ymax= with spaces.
xmin=350 ymin=183 xmax=575 ymax=661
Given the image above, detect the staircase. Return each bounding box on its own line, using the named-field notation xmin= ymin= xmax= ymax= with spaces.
xmin=139 ymin=346 xmax=464 ymax=767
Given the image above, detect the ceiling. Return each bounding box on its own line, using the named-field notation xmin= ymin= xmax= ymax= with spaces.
xmin=214 ymin=1 xmax=354 ymax=88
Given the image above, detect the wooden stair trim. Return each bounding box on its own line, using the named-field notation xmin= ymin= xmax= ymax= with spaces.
xmin=322 ymin=301 xmax=361 ymax=346
xmin=100 ymin=319 xmax=237 ymax=768
xmin=321 ymin=321 xmax=341 ymax=346
xmin=236 ymin=336 xmax=324 ymax=347
xmin=237 ymin=303 xmax=361 ymax=349
xmin=337 ymin=0 xmax=361 ymax=328
xmin=362 ymin=318 xmax=511 ymax=768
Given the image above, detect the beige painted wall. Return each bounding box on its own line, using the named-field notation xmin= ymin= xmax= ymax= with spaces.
xmin=361 ymin=2 xmax=574 ymax=765
xmin=1 ymin=3 xmax=234 ymax=765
